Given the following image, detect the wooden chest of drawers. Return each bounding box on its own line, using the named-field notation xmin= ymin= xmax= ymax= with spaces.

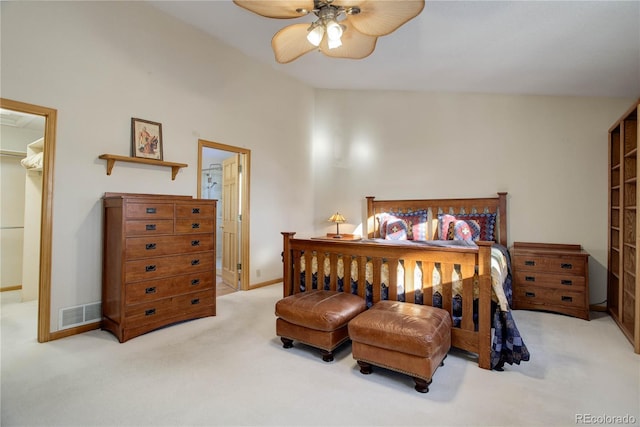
xmin=511 ymin=242 xmax=590 ymax=320
xmin=102 ymin=193 xmax=217 ymax=342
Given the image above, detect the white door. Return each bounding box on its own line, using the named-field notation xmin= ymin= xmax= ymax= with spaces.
xmin=221 ymin=154 xmax=239 ymax=288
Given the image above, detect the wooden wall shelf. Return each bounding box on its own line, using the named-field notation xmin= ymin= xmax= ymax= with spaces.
xmin=99 ymin=154 xmax=187 ymax=180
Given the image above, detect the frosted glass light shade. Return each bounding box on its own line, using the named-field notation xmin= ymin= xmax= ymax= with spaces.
xmin=327 ymin=37 xmax=342 ymax=49
xmin=306 ymin=25 xmax=324 ymax=46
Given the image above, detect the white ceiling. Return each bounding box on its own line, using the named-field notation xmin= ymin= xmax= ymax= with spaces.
xmin=154 ymin=1 xmax=640 ymax=98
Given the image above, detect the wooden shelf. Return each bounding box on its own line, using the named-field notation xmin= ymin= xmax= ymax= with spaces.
xmin=99 ymin=154 xmax=187 ymax=180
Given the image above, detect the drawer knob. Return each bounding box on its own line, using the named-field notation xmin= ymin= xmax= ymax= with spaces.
xmin=145 ymin=224 xmax=156 ymax=231
xmin=525 ymin=292 xmax=535 ymax=298
xmin=191 ymin=259 xmax=200 ymax=266
xmin=145 ymin=286 xmax=157 ymax=294
xmin=191 ymin=298 xmax=200 ymax=305
xmin=525 ymin=276 xmax=535 ymax=282
xmin=561 ymin=279 xmax=573 ymax=286
xmin=191 ymin=240 xmax=200 ymax=246
xmin=146 ymin=207 xmax=156 ymax=214
xmin=524 ymin=260 xmax=535 ymax=266
xmin=191 ymin=279 xmax=200 ymax=286
xmin=561 ymin=263 xmax=573 ymax=269
xmin=145 ymin=308 xmax=156 ymax=316
xmin=145 ymin=265 xmax=156 ymax=272
xmin=145 ymin=243 xmax=156 ymax=250
xmin=192 ymin=208 xmax=200 ymax=214
xmin=191 ymin=223 xmax=200 ymax=229
xmin=561 ymin=296 xmax=573 ymax=302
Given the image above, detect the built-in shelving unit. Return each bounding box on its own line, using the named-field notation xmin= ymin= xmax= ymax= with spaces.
xmin=99 ymin=154 xmax=187 ymax=180
xmin=608 ymin=99 xmax=640 ymax=354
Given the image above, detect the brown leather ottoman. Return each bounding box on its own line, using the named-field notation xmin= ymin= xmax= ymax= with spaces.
xmin=275 ymin=290 xmax=366 ymax=362
xmin=348 ymin=300 xmax=452 ymax=393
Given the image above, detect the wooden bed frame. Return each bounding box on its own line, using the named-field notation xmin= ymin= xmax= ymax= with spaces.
xmin=282 ymin=192 xmax=507 ymax=370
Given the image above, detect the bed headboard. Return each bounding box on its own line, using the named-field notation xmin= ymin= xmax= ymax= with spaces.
xmin=366 ymin=192 xmax=508 ymax=247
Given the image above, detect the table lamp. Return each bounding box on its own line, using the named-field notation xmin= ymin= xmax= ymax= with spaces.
xmin=328 ymin=212 xmax=346 ymax=238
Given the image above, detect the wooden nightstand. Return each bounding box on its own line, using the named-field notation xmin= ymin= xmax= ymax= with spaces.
xmin=510 ymin=242 xmax=590 ymax=320
xmin=311 ymin=234 xmax=362 ymax=241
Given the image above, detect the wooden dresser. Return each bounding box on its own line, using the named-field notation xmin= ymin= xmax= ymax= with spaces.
xmin=102 ymin=193 xmax=217 ymax=342
xmin=511 ymin=242 xmax=590 ymax=320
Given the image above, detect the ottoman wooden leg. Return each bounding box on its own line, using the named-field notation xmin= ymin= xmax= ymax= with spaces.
xmin=321 ymin=350 xmax=334 ymax=362
xmin=440 ymin=354 xmax=447 ymax=366
xmin=281 ymin=337 xmax=293 ymax=348
xmin=357 ymin=360 xmax=373 ymax=375
xmin=413 ymin=377 xmax=432 ymax=393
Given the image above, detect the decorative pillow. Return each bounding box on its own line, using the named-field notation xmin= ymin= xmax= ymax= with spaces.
xmin=438 ymin=212 xmax=497 ymax=241
xmin=384 ymin=216 xmax=408 ymax=240
xmin=452 ymin=220 xmax=473 ymax=241
xmin=378 ymin=210 xmax=428 ymax=241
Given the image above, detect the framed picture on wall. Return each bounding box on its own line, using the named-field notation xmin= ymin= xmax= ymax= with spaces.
xmin=131 ymin=118 xmax=163 ymax=160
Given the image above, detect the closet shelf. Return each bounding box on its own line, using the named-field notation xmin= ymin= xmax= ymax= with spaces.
xmin=99 ymin=154 xmax=187 ymax=180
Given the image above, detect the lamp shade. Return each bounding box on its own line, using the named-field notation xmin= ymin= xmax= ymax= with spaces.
xmin=328 ymin=212 xmax=346 ymax=223
xmin=306 ymin=24 xmax=324 ymax=46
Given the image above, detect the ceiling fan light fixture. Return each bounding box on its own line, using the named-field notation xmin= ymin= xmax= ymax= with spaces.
xmin=327 ymin=36 xmax=342 ymax=49
xmin=307 ymin=23 xmax=325 ymax=46
xmin=325 ymin=20 xmax=343 ymax=41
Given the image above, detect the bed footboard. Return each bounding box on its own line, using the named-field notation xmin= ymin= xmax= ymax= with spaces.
xmin=281 ymin=233 xmax=493 ymax=369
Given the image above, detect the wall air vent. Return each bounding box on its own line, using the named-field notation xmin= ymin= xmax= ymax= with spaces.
xmin=59 ymin=302 xmax=101 ymax=329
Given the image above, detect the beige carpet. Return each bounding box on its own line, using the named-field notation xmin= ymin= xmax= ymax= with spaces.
xmin=1 ymin=284 xmax=639 ymax=427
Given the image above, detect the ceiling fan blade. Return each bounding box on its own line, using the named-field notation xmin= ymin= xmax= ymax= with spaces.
xmin=345 ymin=0 xmax=425 ymax=36
xmin=272 ymin=23 xmax=318 ymax=63
xmin=319 ymin=21 xmax=377 ymax=60
xmin=233 ymin=0 xmax=314 ymax=19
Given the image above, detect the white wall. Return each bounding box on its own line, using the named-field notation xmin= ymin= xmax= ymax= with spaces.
xmin=1 ymin=1 xmax=315 ymax=331
xmin=311 ymin=90 xmax=635 ymax=304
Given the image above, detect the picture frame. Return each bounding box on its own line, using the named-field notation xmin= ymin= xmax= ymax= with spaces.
xmin=131 ymin=118 xmax=163 ymax=160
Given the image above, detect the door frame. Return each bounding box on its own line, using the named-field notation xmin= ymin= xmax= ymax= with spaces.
xmin=197 ymin=139 xmax=251 ymax=291
xmin=1 ymin=98 xmax=56 ymax=343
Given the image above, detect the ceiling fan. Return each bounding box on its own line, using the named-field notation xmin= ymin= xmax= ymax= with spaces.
xmin=233 ymin=0 xmax=425 ymax=64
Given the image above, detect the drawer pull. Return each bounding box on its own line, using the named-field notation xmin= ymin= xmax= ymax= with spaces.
xmin=145 ymin=287 xmax=157 ymax=294
xmin=561 ymin=263 xmax=573 ymax=269
xmin=145 ymin=308 xmax=156 ymax=316
xmin=524 ymin=260 xmax=535 ymax=266
xmin=561 ymin=296 xmax=573 ymax=302
xmin=145 ymin=243 xmax=156 ymax=250
xmin=191 ymin=240 xmax=200 ymax=246
xmin=191 ymin=279 xmax=200 ymax=286
xmin=145 ymin=224 xmax=156 ymax=231
xmin=191 ymin=223 xmax=200 ymax=229
xmin=192 ymin=208 xmax=200 ymax=214
xmin=145 ymin=265 xmax=156 ymax=272
xmin=191 ymin=298 xmax=200 ymax=305
xmin=525 ymin=276 xmax=535 ymax=282
xmin=561 ymin=279 xmax=573 ymax=286
xmin=146 ymin=207 xmax=156 ymax=214
xmin=525 ymin=292 xmax=535 ymax=298
xmin=191 ymin=259 xmax=200 ymax=266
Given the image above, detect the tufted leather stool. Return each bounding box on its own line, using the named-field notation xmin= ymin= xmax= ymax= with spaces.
xmin=348 ymin=300 xmax=452 ymax=393
xmin=276 ymin=290 xmax=366 ymax=362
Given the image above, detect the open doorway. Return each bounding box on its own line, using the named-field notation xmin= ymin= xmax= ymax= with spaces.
xmin=0 ymin=98 xmax=57 ymax=343
xmin=197 ymin=139 xmax=250 ymax=292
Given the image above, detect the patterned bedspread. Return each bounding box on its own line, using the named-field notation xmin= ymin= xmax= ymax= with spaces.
xmin=487 ymin=245 xmax=530 ymax=370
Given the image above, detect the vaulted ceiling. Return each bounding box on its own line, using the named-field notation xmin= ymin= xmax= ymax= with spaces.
xmin=152 ymin=1 xmax=639 ymax=98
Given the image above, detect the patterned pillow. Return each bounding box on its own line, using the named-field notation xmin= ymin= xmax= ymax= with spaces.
xmin=452 ymin=220 xmax=474 ymax=241
xmin=384 ymin=217 xmax=408 ymax=240
xmin=438 ymin=213 xmax=497 ymax=241
xmin=378 ymin=210 xmax=428 ymax=241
